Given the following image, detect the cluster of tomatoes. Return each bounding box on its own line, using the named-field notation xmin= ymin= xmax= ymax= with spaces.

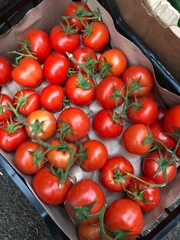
xmin=0 ymin=1 xmax=180 ymax=240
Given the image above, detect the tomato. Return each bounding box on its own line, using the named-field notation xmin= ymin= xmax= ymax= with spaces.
xmin=122 ymin=123 xmax=152 ymax=155
xmin=46 ymin=138 xmax=76 ymax=170
xmin=40 ymin=84 xmax=65 ymax=112
xmin=65 ymin=72 xmax=96 ymax=106
xmin=127 ymin=97 xmax=158 ymax=125
xmin=157 ymin=106 xmax=168 ymax=121
xmin=0 ymin=121 xmax=27 ymax=152
xmin=21 ymin=29 xmax=51 ymax=63
xmin=163 ymin=105 xmax=180 ymax=134
xmin=57 ymin=107 xmax=90 ymax=142
xmin=121 ymin=65 xmax=155 ymax=98
xmin=14 ymin=140 xmax=46 ymax=174
xmin=127 ymin=175 xmax=161 ymax=212
xmin=100 ymin=156 xmax=134 ymax=192
xmin=104 ymin=198 xmax=143 ymax=239
xmin=43 ymin=53 xmax=70 ymax=85
xmin=98 ymin=48 xmax=127 ymax=77
xmin=32 ymin=167 xmax=72 ymax=205
xmin=0 ymin=55 xmax=12 ymax=86
xmin=77 ymin=139 xmax=108 ymax=171
xmin=25 ymin=109 xmax=57 ymax=141
xmin=77 ymin=221 xmax=101 ymax=240
xmin=50 ymin=24 xmax=80 ymax=53
xmin=11 ymin=57 xmax=43 ymax=87
xmin=143 ymin=150 xmax=177 ymax=184
xmin=96 ymin=76 xmax=126 ymax=109
xmin=82 ymin=21 xmax=110 ymax=51
xmin=93 ymin=109 xmax=123 ymax=139
xmin=13 ymin=89 xmax=40 ymax=116
xmin=65 ymin=179 xmax=106 ymax=224
xmin=0 ymin=93 xmax=14 ymax=122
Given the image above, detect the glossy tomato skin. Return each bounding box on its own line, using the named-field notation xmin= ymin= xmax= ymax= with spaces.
xmin=93 ymin=109 xmax=123 ymax=139
xmin=127 ymin=175 xmax=161 ymax=212
xmin=25 ymin=110 xmax=57 ymax=141
xmin=65 ymin=72 xmax=96 ymax=106
xmin=14 ymin=140 xmax=46 ymax=174
xmin=65 ymin=179 xmax=106 ymax=224
xmin=77 ymin=221 xmax=101 ymax=240
xmin=40 ymin=84 xmax=65 ymax=112
xmin=163 ymin=105 xmax=180 ymax=133
xmin=104 ymin=198 xmax=143 ymax=239
xmin=43 ymin=53 xmax=70 ymax=85
xmin=82 ymin=21 xmax=110 ymax=51
xmin=0 ymin=55 xmax=12 ymax=86
xmin=11 ymin=57 xmax=43 ymax=87
xmin=96 ymin=76 xmax=126 ymax=109
xmin=13 ymin=89 xmax=40 ymax=116
xmin=32 ymin=167 xmax=72 ymax=205
xmin=0 ymin=93 xmax=14 ymax=122
xmin=100 ymin=156 xmax=134 ymax=192
xmin=58 ymin=107 xmax=90 ymax=142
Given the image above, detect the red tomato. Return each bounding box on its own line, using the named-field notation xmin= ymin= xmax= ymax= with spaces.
xmin=11 ymin=57 xmax=43 ymax=87
xmin=104 ymin=198 xmax=143 ymax=239
xmin=121 ymin=65 xmax=155 ymax=98
xmin=82 ymin=21 xmax=110 ymax=51
xmin=127 ymin=97 xmax=158 ymax=125
xmin=25 ymin=110 xmax=57 ymax=141
xmin=0 ymin=93 xmax=14 ymax=122
xmin=32 ymin=167 xmax=72 ymax=205
xmin=127 ymin=175 xmax=161 ymax=212
xmin=14 ymin=140 xmax=46 ymax=174
xmin=0 ymin=121 xmax=27 ymax=152
xmin=122 ymin=123 xmax=152 ymax=155
xmin=143 ymin=150 xmax=177 ymax=184
xmin=21 ymin=29 xmax=52 ymax=63
xmin=13 ymin=89 xmax=40 ymax=116
xmin=65 ymin=179 xmax=106 ymax=224
xmin=163 ymin=105 xmax=180 ymax=134
xmin=43 ymin=53 xmax=70 ymax=85
xmin=57 ymin=107 xmax=90 ymax=142
xmin=65 ymin=72 xmax=96 ymax=106
xmin=96 ymin=76 xmax=126 ymax=109
xmin=77 ymin=221 xmax=101 ymax=240
xmin=98 ymin=48 xmax=127 ymax=77
xmin=40 ymin=84 xmax=65 ymax=112
xmin=0 ymin=55 xmax=12 ymax=86
xmin=93 ymin=109 xmax=123 ymax=139
xmin=77 ymin=139 xmax=108 ymax=171
xmin=46 ymin=138 xmax=76 ymax=170
xmin=157 ymin=106 xmax=168 ymax=121
xmin=100 ymin=156 xmax=134 ymax=192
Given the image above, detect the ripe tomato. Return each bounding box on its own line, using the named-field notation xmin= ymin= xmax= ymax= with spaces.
xmin=0 ymin=93 xmax=14 ymax=122
xmin=100 ymin=156 xmax=134 ymax=192
xmin=77 ymin=139 xmax=108 ymax=171
xmin=93 ymin=109 xmax=123 ymax=139
xmin=127 ymin=175 xmax=161 ymax=212
xmin=43 ymin=53 xmax=70 ymax=85
xmin=25 ymin=110 xmax=57 ymax=141
xmin=104 ymin=198 xmax=143 ymax=239
xmin=65 ymin=179 xmax=106 ymax=224
xmin=163 ymin=105 xmax=180 ymax=134
xmin=65 ymin=72 xmax=96 ymax=106
xmin=40 ymin=84 xmax=65 ymax=112
xmin=21 ymin=29 xmax=52 ymax=63
xmin=46 ymin=138 xmax=76 ymax=170
xmin=13 ymin=89 xmax=40 ymax=116
xmin=14 ymin=140 xmax=46 ymax=174
xmin=82 ymin=21 xmax=110 ymax=51
xmin=0 ymin=121 xmax=27 ymax=152
xmin=57 ymin=107 xmax=90 ymax=142
xmin=157 ymin=106 xmax=168 ymax=121
xmin=98 ymin=48 xmax=127 ymax=77
xmin=143 ymin=150 xmax=177 ymax=184
xmin=127 ymin=97 xmax=158 ymax=125
xmin=77 ymin=221 xmax=101 ymax=240
xmin=96 ymin=76 xmax=126 ymax=109
xmin=122 ymin=123 xmax=152 ymax=155
xmin=11 ymin=57 xmax=43 ymax=87
xmin=32 ymin=167 xmax=72 ymax=205
xmin=0 ymin=55 xmax=12 ymax=86
xmin=121 ymin=65 xmax=155 ymax=98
